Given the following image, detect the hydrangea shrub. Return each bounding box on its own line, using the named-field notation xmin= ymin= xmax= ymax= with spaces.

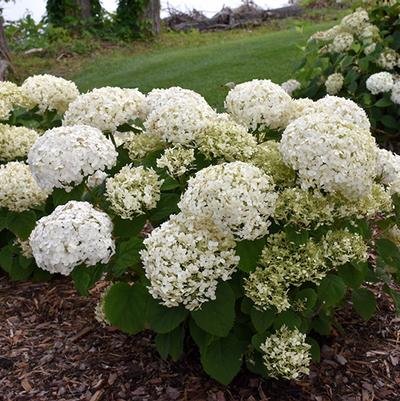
xmin=1 ymin=75 xmax=400 ymax=385
xmin=295 ymin=2 xmax=400 ymax=145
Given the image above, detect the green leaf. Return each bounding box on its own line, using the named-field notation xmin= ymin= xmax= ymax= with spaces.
xmin=381 ymin=115 xmax=398 ymax=129
xmin=246 ymin=352 xmax=268 ymax=377
xmin=103 ymin=282 xmax=150 ymax=334
xmin=0 ymin=245 xmax=14 ymax=273
xmin=148 ymin=301 xmax=188 ymax=333
xmin=160 ymin=175 xmax=180 ymax=191
xmin=200 ymin=332 xmax=247 ymax=385
xmin=311 ymin=314 xmax=331 ymax=335
xmin=352 ymin=288 xmax=376 ymax=321
xmin=235 ymin=238 xmax=266 ymax=273
xmin=155 ymin=325 xmax=185 ymax=361
xmin=285 ymin=226 xmax=309 ymax=246
xmin=374 ymin=98 xmax=393 ymax=108
xmin=149 ymin=193 xmax=180 ymax=223
xmin=250 ymin=307 xmax=275 ymax=333
xmin=189 ymin=319 xmax=215 ymax=353
xmin=384 ymin=285 xmax=400 ymax=315
xmin=338 ymin=263 xmax=367 ymax=289
xmin=113 ymin=237 xmax=144 ymax=276
xmin=6 ymin=210 xmax=37 ymax=240
xmin=376 ymin=239 xmax=400 ymax=269
xmin=191 ymin=282 xmax=235 ymax=337
xmin=273 ymin=310 xmax=302 ymax=330
xmin=113 ymin=214 xmax=147 ymax=239
xmin=306 ymin=337 xmax=321 ymax=362
xmin=292 ymin=288 xmax=317 ymax=313
xmin=52 ymin=183 xmax=84 ymax=207
xmin=71 ymin=264 xmax=104 ymax=296
xmin=318 ymin=274 xmax=346 ymax=307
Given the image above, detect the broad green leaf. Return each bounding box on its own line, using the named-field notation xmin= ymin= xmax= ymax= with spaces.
xmin=71 ymin=264 xmax=104 ymax=296
xmin=235 ymin=238 xmax=266 ymax=273
xmin=306 ymin=337 xmax=321 ymax=362
xmin=292 ymin=288 xmax=317 ymax=313
xmin=155 ymin=325 xmax=185 ymax=361
xmin=191 ymin=282 xmax=235 ymax=337
xmin=376 ymin=238 xmax=400 ymax=269
xmin=250 ymin=307 xmax=275 ymax=333
xmin=201 ymin=332 xmax=247 ymax=385
xmin=318 ymin=274 xmax=346 ymax=307
xmin=273 ymin=310 xmax=302 ymax=330
xmin=113 ymin=237 xmax=144 ymax=276
xmin=103 ymin=282 xmax=150 ymax=334
xmin=375 ymin=98 xmax=393 ymax=108
xmin=149 ymin=193 xmax=180 ymax=223
xmin=311 ymin=315 xmax=331 ymax=335
xmin=148 ymin=301 xmax=188 ymax=333
xmin=352 ymin=288 xmax=376 ymax=321
xmin=189 ymin=319 xmax=215 ymax=353
xmin=52 ymin=183 xmax=84 ymax=207
xmin=113 ymin=214 xmax=147 ymax=239
xmin=246 ymin=352 xmax=268 ymax=377
xmin=0 ymin=245 xmax=14 ymax=273
xmin=6 ymin=210 xmax=37 ymax=240
xmin=381 ymin=115 xmax=398 ymax=129
xmin=338 ymin=263 xmax=366 ymax=289
xmin=285 ymin=226 xmax=309 ymax=246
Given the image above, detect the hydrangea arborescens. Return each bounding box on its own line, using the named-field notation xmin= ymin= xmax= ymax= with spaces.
xmin=105 ymin=165 xmax=163 ymax=219
xmin=366 ymin=72 xmax=394 ymax=95
xmin=28 ymin=125 xmax=117 ymax=191
xmin=325 ymin=73 xmax=344 ymax=95
xmin=224 ymin=79 xmax=294 ymax=131
xmin=260 ymin=326 xmax=311 ymax=380
xmin=156 ymin=145 xmax=195 ymax=177
xmin=391 ymin=81 xmax=400 ymax=105
xmin=0 ymin=124 xmax=39 ymax=161
xmin=123 ymin=131 xmax=166 ymax=160
xmin=0 ymin=81 xmax=25 ymax=120
xmin=145 ymin=86 xmax=210 ymax=116
xmin=178 ymin=161 xmax=278 ymax=240
xmin=141 ymin=213 xmax=239 ymax=311
xmin=280 ymin=113 xmax=377 ymax=200
xmin=280 ymin=79 xmax=301 ymax=96
xmin=144 ymin=96 xmax=216 ymax=145
xmin=376 ymin=148 xmax=400 ymax=185
xmin=196 ymin=113 xmax=257 ymax=162
xmin=63 ymin=87 xmax=147 ymax=132
xmin=29 ymin=201 xmax=115 ymax=275
xmin=20 ymin=74 xmax=79 ymax=114
xmin=0 ymin=161 xmax=49 ymax=212
xmin=332 ymin=32 xmax=354 ymax=53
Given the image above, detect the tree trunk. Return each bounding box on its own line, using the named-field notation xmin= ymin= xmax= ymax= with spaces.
xmin=143 ymin=0 xmax=160 ymax=35
xmin=77 ymin=0 xmax=92 ymax=20
xmin=0 ymin=12 xmax=12 ymax=81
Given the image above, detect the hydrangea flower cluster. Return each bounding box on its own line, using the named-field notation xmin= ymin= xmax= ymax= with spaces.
xmin=105 ymin=165 xmax=163 ymax=219
xmin=29 ymin=201 xmax=115 ymax=275
xmin=280 ymin=113 xmax=377 ymax=199
xmin=0 ymin=81 xmax=26 ymax=120
xmin=123 ymin=132 xmax=166 ymax=160
xmin=156 ymin=145 xmax=195 ymax=177
xmin=366 ymin=72 xmax=394 ymax=94
xmin=280 ymin=79 xmax=301 ymax=96
xmin=63 ymin=87 xmax=147 ymax=132
xmin=332 ymin=32 xmax=354 ymax=53
xmin=28 ymin=125 xmax=117 ymax=191
xmin=196 ymin=113 xmax=257 ymax=162
xmin=0 ymin=124 xmax=39 ymax=161
xmin=0 ymin=161 xmax=49 ymax=212
xmin=260 ymin=326 xmax=311 ymax=380
xmin=141 ymin=213 xmax=239 ymax=310
xmin=179 ymin=161 xmax=278 ymax=240
xmin=325 ymin=73 xmax=344 ymax=95
xmin=20 ymin=74 xmax=79 ymax=114
xmin=224 ymin=79 xmax=294 ymax=131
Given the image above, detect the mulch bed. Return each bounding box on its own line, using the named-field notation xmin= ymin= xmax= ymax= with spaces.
xmin=0 ymin=276 xmax=399 ymax=401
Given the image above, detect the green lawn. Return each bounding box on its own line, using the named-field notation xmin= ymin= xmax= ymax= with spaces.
xmin=73 ymin=22 xmax=333 ymax=109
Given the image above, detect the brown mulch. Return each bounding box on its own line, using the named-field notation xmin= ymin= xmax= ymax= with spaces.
xmin=0 ymin=276 xmax=399 ymax=401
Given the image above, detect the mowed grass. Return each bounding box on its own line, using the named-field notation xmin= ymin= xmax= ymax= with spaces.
xmin=73 ymin=22 xmax=333 ymax=109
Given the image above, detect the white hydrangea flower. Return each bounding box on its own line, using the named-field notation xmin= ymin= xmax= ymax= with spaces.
xmin=281 ymin=79 xmax=301 ymax=96
xmin=0 ymin=81 xmax=26 ymax=120
xmin=325 ymin=73 xmax=344 ymax=95
xmin=288 ymin=98 xmax=315 ymax=123
xmin=0 ymin=161 xmax=49 ymax=212
xmin=309 ymin=25 xmax=342 ymax=42
xmin=145 ymin=86 xmax=209 ymax=116
xmin=20 ymin=74 xmax=79 ymax=114
xmin=359 ymin=23 xmax=380 ymax=40
xmin=87 ymin=170 xmax=108 ymax=190
xmin=0 ymin=124 xmax=39 ymax=161
xmin=144 ymin=96 xmax=216 ymax=145
xmin=313 ymin=96 xmax=371 ymax=130
xmin=94 ymin=284 xmax=112 ymax=326
xmin=340 ymin=8 xmax=369 ymax=34
xmin=391 ymin=81 xmax=400 ymax=105
xmin=224 ymin=79 xmax=294 ymax=131
xmin=179 ymin=161 xmax=278 ymax=240
xmin=332 ymin=32 xmax=354 ymax=53
xmin=15 ymin=237 xmax=33 ymax=259
xmin=156 ymin=145 xmax=195 ymax=177
xmin=376 ymin=148 xmax=400 ymax=185
xmin=123 ymin=131 xmax=166 ymax=160
xmin=280 ymin=113 xmax=377 ymax=200
xmin=377 ymin=49 xmax=398 ymax=70
xmin=141 ymin=213 xmax=239 ymax=311
xmin=29 ymin=201 xmax=115 ymax=275
xmin=105 ymin=165 xmax=163 ymax=219
xmin=366 ymin=72 xmax=394 ymax=94
xmin=196 ymin=113 xmax=257 ymax=162
xmin=260 ymin=326 xmax=311 ymax=380
xmin=28 ymin=125 xmax=117 ymax=192
xmin=63 ymin=87 xmax=147 ymax=132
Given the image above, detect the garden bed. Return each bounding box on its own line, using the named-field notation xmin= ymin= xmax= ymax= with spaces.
xmin=1 ymin=276 xmax=399 ymax=401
